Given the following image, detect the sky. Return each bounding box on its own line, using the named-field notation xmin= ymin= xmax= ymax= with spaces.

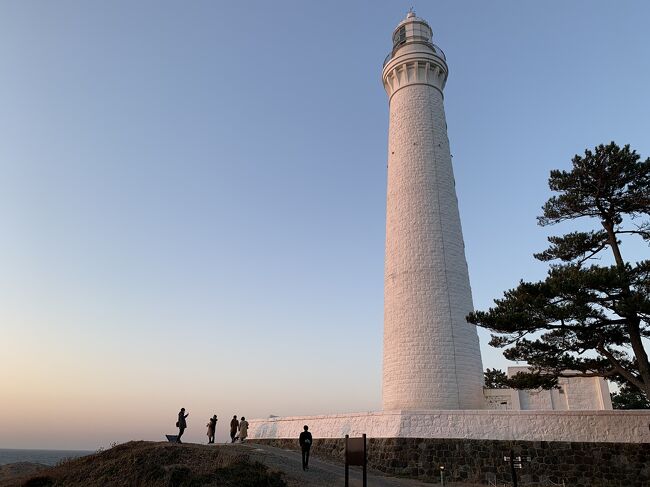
xmin=1 ymin=1 xmax=649 ymax=450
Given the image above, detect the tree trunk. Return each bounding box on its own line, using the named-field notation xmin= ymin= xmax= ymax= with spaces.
xmin=603 ymin=219 xmax=650 ymax=398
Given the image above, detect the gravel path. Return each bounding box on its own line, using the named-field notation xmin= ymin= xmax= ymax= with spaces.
xmin=240 ymin=443 xmax=482 ymax=487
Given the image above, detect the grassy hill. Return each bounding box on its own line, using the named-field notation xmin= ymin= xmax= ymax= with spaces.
xmin=0 ymin=441 xmax=287 ymax=487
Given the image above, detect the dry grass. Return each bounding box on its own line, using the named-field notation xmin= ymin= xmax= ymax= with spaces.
xmin=1 ymin=441 xmax=287 ymax=487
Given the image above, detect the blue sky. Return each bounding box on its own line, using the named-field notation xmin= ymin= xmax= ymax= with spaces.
xmin=1 ymin=1 xmax=649 ymax=449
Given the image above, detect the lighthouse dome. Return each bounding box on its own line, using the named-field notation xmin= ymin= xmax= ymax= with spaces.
xmin=383 ymin=11 xmax=446 ymax=67
xmin=393 ymin=11 xmax=432 ymax=45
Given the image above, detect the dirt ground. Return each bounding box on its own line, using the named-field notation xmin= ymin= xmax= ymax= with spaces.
xmin=243 ymin=442 xmax=484 ymax=487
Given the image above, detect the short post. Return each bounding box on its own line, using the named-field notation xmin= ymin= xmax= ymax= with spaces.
xmin=362 ymin=434 xmax=367 ymax=487
xmin=439 ymin=465 xmax=445 ymax=485
xmin=344 ymin=433 xmax=367 ymax=487
xmin=345 ymin=435 xmax=349 ymax=487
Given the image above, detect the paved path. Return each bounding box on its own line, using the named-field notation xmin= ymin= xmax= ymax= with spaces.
xmin=241 ymin=443 xmax=482 ymax=487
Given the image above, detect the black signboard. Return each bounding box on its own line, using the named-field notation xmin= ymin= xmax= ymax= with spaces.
xmin=344 ymin=434 xmax=367 ymax=487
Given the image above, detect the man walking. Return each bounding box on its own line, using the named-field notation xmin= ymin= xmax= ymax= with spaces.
xmin=177 ymin=408 xmax=189 ymax=443
xmin=299 ymin=425 xmax=312 ymax=471
xmin=230 ymin=415 xmax=239 ymax=443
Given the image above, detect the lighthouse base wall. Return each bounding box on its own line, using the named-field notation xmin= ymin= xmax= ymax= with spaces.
xmin=247 ymin=409 xmax=650 ymax=444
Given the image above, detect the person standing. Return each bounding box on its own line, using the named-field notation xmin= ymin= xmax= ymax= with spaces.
xmin=206 ymin=415 xmax=217 ymax=444
xmin=177 ymin=408 xmax=189 ymax=443
xmin=230 ymin=415 xmax=239 ymax=443
xmin=299 ymin=425 xmax=312 ymax=471
xmin=239 ymin=417 xmax=249 ymax=442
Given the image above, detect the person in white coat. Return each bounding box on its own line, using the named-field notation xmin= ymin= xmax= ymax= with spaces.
xmin=238 ymin=417 xmax=249 ymax=442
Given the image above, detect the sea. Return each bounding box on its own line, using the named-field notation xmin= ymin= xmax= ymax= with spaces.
xmin=0 ymin=449 xmax=92 ymax=466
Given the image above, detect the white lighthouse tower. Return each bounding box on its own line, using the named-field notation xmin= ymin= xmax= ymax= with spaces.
xmin=247 ymin=12 xmax=630 ymax=446
xmin=381 ymin=12 xmax=484 ymax=410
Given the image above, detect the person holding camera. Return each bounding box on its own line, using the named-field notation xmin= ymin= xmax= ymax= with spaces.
xmin=176 ymin=408 xmax=189 ymax=443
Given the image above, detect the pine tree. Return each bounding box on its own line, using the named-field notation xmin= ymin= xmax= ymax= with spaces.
xmin=468 ymin=143 xmax=650 ymax=400
xmin=484 ymin=368 xmax=509 ymax=389
xmin=611 ymin=383 xmax=650 ymax=409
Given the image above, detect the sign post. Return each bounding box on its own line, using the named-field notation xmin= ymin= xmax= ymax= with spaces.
xmin=344 ymin=434 xmax=367 ymax=487
xmin=509 ymin=449 xmax=518 ymax=487
xmin=503 ymin=450 xmax=531 ymax=487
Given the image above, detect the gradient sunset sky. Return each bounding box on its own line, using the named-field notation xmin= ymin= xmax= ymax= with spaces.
xmin=1 ymin=0 xmax=649 ymax=449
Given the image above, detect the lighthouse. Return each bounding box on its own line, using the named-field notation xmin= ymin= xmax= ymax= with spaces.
xmin=381 ymin=12 xmax=484 ymax=410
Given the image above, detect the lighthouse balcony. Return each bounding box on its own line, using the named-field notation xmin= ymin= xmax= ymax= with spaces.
xmin=383 ymin=41 xmax=446 ymax=67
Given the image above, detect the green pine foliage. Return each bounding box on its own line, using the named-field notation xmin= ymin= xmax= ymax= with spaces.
xmin=484 ymin=368 xmax=509 ymax=389
xmin=611 ymin=383 xmax=650 ymax=409
xmin=468 ymin=143 xmax=650 ymax=400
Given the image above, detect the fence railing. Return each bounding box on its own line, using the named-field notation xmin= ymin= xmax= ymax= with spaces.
xmin=382 ymin=42 xmax=446 ymax=67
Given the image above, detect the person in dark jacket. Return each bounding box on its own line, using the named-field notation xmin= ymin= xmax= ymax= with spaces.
xmin=177 ymin=408 xmax=189 ymax=443
xmin=298 ymin=425 xmax=312 ymax=471
xmin=206 ymin=415 xmax=217 ymax=444
xmin=230 ymin=415 xmax=239 ymax=443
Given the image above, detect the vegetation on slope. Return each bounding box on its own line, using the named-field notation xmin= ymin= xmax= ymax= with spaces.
xmin=2 ymin=441 xmax=286 ymax=487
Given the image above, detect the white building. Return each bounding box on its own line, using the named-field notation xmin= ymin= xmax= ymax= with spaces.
xmin=484 ymin=367 xmax=613 ymax=411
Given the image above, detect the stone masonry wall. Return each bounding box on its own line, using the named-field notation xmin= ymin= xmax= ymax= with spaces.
xmin=251 ymin=437 xmax=650 ymax=487
xmin=382 ymin=16 xmax=484 ymax=411
xmin=383 ymin=79 xmax=484 ymax=411
xmin=248 ymin=410 xmax=650 ymax=443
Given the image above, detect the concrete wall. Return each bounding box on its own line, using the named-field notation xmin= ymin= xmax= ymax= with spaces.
xmin=496 ymin=367 xmax=614 ymax=411
xmin=248 ymin=410 xmax=650 ymax=444
xmin=251 ymin=437 xmax=650 ymax=487
xmin=484 ymin=388 xmax=519 ymax=410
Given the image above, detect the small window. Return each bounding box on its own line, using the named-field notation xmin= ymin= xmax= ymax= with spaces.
xmin=393 ymin=26 xmax=406 ymax=46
